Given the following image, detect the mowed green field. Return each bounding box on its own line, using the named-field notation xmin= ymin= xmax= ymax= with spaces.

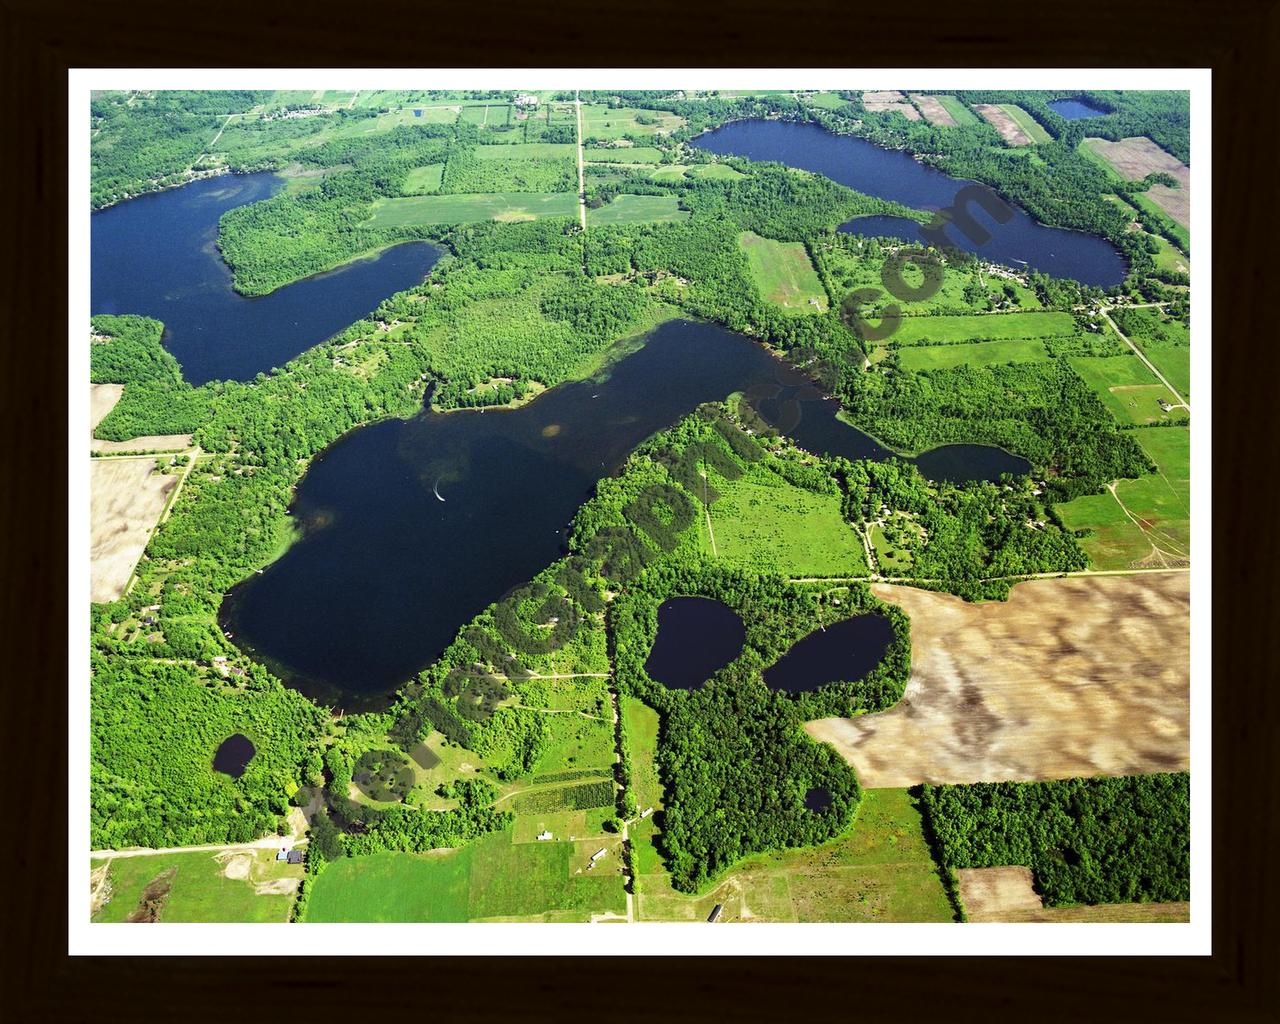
xmin=936 ymin=95 xmax=979 ymax=125
xmin=633 ymin=789 xmax=954 ymax=922
xmin=704 ymin=461 xmax=868 ymax=576
xmin=1000 ymin=104 xmax=1053 ymax=143
xmin=1068 ymin=355 xmax=1183 ymax=425
xmin=584 ymin=146 xmax=664 ymax=164
xmin=898 ymin=338 xmax=1050 ymax=370
xmin=739 ymin=231 xmax=828 ymax=315
xmin=588 ymin=194 xmax=688 ymax=226
xmin=1056 ymin=426 xmax=1190 ymax=569
xmin=475 ymin=143 xmax=576 ymax=160
xmin=403 ymin=163 xmax=443 ymax=194
xmin=580 ymin=105 xmax=684 ymax=139
xmin=891 ymin=310 xmax=1075 ymax=346
xmin=303 ymin=827 xmax=627 ymax=922
xmin=366 ymin=192 xmax=577 ymax=227
xmin=688 ymin=162 xmax=745 ymax=180
xmin=92 ymin=849 xmax=301 ymax=923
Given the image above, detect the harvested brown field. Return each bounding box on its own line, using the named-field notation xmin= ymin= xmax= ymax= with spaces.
xmin=973 ymin=104 xmax=1032 ymax=145
xmin=909 ymin=93 xmax=956 ymax=127
xmin=1084 ymin=137 xmax=1190 ymax=228
xmin=91 ymin=457 xmax=178 ymax=602
xmin=862 ymin=90 xmax=921 ymax=120
xmin=957 ymin=866 xmax=1190 ymax=922
xmin=804 ymin=573 xmax=1190 ymax=788
xmin=90 ymin=383 xmax=193 ymax=452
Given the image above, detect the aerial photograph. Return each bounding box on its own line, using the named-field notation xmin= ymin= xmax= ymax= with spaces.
xmin=85 ymin=83 xmax=1194 ymax=929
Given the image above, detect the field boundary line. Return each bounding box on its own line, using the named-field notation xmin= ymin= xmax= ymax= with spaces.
xmin=1100 ymin=306 xmax=1190 ymax=412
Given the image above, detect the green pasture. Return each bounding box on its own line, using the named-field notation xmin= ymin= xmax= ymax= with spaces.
xmin=588 ymin=194 xmax=688 ymax=226
xmin=403 ymin=163 xmax=444 ymax=195
xmin=1068 ymin=355 xmax=1182 ymax=425
xmin=705 ymin=460 xmax=867 ymax=577
xmin=91 ymin=848 xmax=300 ymax=923
xmin=892 ymin=310 xmax=1075 ymax=346
xmin=739 ymin=231 xmax=828 ymax=315
xmin=1000 ymin=104 xmax=1052 ymax=143
xmin=366 ymin=192 xmax=577 ymax=228
xmin=585 ymin=146 xmax=664 ymax=164
xmin=898 ymin=338 xmax=1050 ymax=370
xmin=935 ymin=95 xmax=978 ymax=125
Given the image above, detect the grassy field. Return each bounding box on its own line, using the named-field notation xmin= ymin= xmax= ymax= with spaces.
xmin=869 ymin=518 xmax=916 ymax=574
xmin=588 ymin=194 xmax=688 ymax=226
xmin=403 ymin=163 xmax=444 ymax=194
xmin=1117 ymin=310 xmax=1191 ymax=398
xmin=304 ymin=827 xmax=626 ymax=922
xmin=1068 ymin=355 xmax=1183 ymax=425
xmin=648 ymin=165 xmax=688 ymax=182
xmin=739 ymin=231 xmax=828 ymax=315
xmin=474 ymin=143 xmax=575 ymax=160
xmin=460 ymin=104 xmax=512 ymax=127
xmin=633 ymin=789 xmax=954 ymax=922
xmin=580 ymin=105 xmax=684 ymax=139
xmin=806 ymin=91 xmax=854 ymax=111
xmin=898 ymin=338 xmax=1050 ymax=370
xmin=622 ymin=697 xmax=663 ymax=815
xmin=584 ymin=146 xmax=664 ymax=164
xmin=936 ymin=95 xmax=979 ymax=125
xmin=892 ymin=310 xmax=1075 ymax=346
xmin=91 ymin=849 xmax=301 ymax=923
xmin=366 ymin=192 xmax=577 ymax=227
xmin=704 ymin=460 xmax=868 ymax=576
xmin=998 ymin=104 xmax=1052 ymax=143
xmin=1056 ymin=426 xmax=1190 ymax=569
xmin=688 ymin=162 xmax=745 ymax=180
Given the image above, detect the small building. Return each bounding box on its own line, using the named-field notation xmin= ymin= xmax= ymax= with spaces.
xmin=590 ymin=848 xmax=607 ymax=863
xmin=707 ymin=904 xmax=723 ymax=923
xmin=640 ymin=807 xmax=653 ymax=819
xmin=413 ymin=109 xmax=423 ymax=118
xmin=536 ymin=830 xmax=553 ymax=841
xmin=514 ymin=94 xmax=539 ymax=109
xmin=286 ymin=850 xmax=303 ymax=865
xmin=276 ymin=848 xmax=289 ymax=861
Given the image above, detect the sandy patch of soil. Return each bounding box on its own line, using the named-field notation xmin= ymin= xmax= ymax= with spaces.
xmin=909 ymin=94 xmax=957 ymax=127
xmin=90 ymin=861 xmax=113 ymax=917
xmin=973 ymin=104 xmax=1032 ymax=145
xmin=958 ymin=866 xmax=1190 ymax=922
xmin=217 ymin=852 xmax=253 ymax=880
xmin=92 ymin=433 xmax=194 ymax=454
xmin=91 ymin=458 xmax=178 ymax=601
xmin=255 ymin=878 xmax=300 ymax=896
xmin=862 ymin=91 xmax=921 ymax=120
xmin=804 ymin=574 xmax=1190 ymax=788
xmin=91 ymin=383 xmax=124 ymax=430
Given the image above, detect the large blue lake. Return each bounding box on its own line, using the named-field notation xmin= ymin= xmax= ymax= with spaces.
xmin=91 ymin=173 xmax=440 ymax=385
xmin=93 ymin=177 xmax=1030 ymax=708
xmin=691 ymin=119 xmax=1126 ymax=287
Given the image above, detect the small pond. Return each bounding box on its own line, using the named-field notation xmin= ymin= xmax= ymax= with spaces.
xmin=645 ymin=597 xmax=746 ymax=690
xmin=212 ymin=733 xmax=255 ymax=778
xmin=805 ymin=787 xmax=833 ymax=814
xmin=1047 ymin=97 xmax=1109 ymax=121
xmin=763 ymin=614 xmax=893 ymax=693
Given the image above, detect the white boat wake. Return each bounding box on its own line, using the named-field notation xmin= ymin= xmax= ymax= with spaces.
xmin=433 ymin=479 xmax=446 ymax=502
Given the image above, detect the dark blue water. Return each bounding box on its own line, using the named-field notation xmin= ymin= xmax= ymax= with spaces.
xmin=91 ymin=173 xmax=440 ymax=385
xmin=804 ymin=787 xmax=832 ymax=813
xmin=644 ymin=597 xmax=746 ymax=690
xmin=213 ymin=733 xmax=255 ymax=777
xmin=221 ymin=319 xmax=1029 ymax=706
xmin=1048 ymin=98 xmax=1109 ymax=120
xmin=692 ymin=120 xmax=1126 ymax=287
xmin=763 ymin=614 xmax=893 ymax=693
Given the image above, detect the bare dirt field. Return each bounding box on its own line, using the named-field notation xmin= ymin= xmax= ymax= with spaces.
xmin=862 ymin=91 xmax=921 ymax=120
xmin=973 ymin=104 xmax=1032 ymax=145
xmin=91 ymin=457 xmax=177 ymax=601
xmin=909 ymin=93 xmax=956 ymax=127
xmin=90 ymin=383 xmax=192 ymax=452
xmin=1084 ymin=137 xmax=1190 ymax=228
xmin=957 ymin=866 xmax=1190 ymax=922
xmin=804 ymin=573 xmax=1190 ymax=788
